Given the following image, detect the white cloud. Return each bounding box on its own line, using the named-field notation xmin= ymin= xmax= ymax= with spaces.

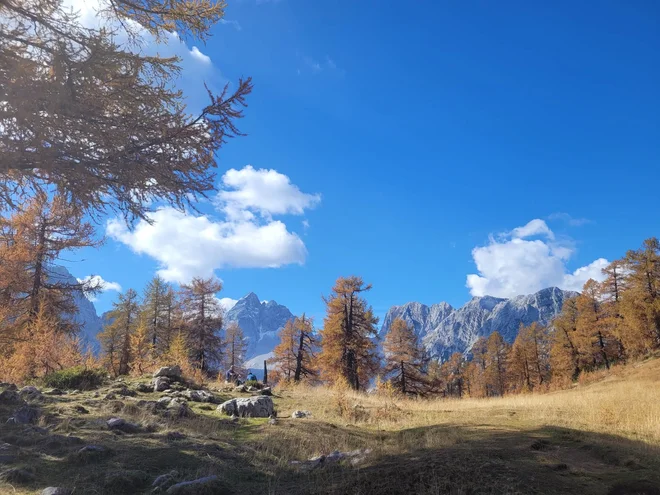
xmin=218 ymin=165 xmax=321 ymax=219
xmin=77 ymin=275 xmax=122 ymax=301
xmin=466 ymin=219 xmax=608 ymax=298
xmin=219 ymin=19 xmax=242 ymax=31
xmin=218 ymin=297 xmax=238 ymax=313
xmin=189 ymin=46 xmax=211 ymax=65
xmin=548 ymin=212 xmax=591 ymax=227
xmin=511 ymin=219 xmax=555 ymax=240
xmin=107 ymin=166 xmax=320 ymax=283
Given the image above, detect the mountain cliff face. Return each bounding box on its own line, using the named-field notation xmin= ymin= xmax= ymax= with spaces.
xmin=380 ymin=287 xmax=576 ymax=361
xmin=224 ymin=292 xmax=294 ymax=359
xmin=49 ymin=265 xmax=104 ymax=352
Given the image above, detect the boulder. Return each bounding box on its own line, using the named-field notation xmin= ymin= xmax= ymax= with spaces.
xmin=19 ymin=386 xmax=42 ymax=401
xmin=217 ymin=396 xmax=274 ymax=418
xmin=45 ymin=388 xmax=64 ymax=395
xmin=0 ymin=389 xmax=23 ymax=404
xmin=290 ymin=449 xmax=372 ymax=471
xmin=291 ymin=410 xmax=312 ymax=419
xmin=165 ymin=475 xmax=225 ymax=494
xmin=233 ymin=385 xmax=247 ymax=393
xmin=152 ymin=470 xmax=178 ymax=491
xmin=73 ymin=445 xmax=110 ymax=463
xmin=7 ymin=405 xmax=40 ymax=424
xmin=260 ymin=387 xmax=273 ymax=396
xmin=116 ymin=386 xmax=137 ymax=397
xmin=41 ymin=488 xmax=72 ymax=495
xmin=183 ymin=389 xmax=216 ymax=403
xmin=74 ymin=405 xmax=89 ymax=414
xmin=166 ymin=399 xmax=192 ymax=418
xmin=153 ymin=366 xmax=182 ymax=380
xmin=153 ymin=376 xmax=171 ymax=392
xmin=107 ymin=417 xmax=140 ymax=434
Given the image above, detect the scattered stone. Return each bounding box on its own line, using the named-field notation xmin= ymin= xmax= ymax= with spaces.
xmin=260 ymin=387 xmax=273 ymax=396
xmin=74 ymin=405 xmax=89 ymax=414
xmin=183 ymin=389 xmax=216 ymax=403
xmin=0 ymin=467 xmax=35 ymax=483
xmin=290 ymin=449 xmax=372 ymax=471
xmin=291 ymin=410 xmax=312 ymax=419
xmin=152 ymin=470 xmax=179 ymax=491
xmin=165 ymin=475 xmax=223 ymax=494
xmin=19 ymin=386 xmax=42 ymax=399
xmin=107 ymin=417 xmax=140 ymax=433
xmin=41 ymin=488 xmax=72 ymax=495
xmin=0 ymin=389 xmax=23 ymax=404
xmin=166 ymin=399 xmax=192 ymax=418
xmin=45 ymin=388 xmax=64 ymax=395
xmin=230 ymin=414 xmax=239 ymax=423
xmin=0 ymin=383 xmax=17 ymax=390
xmin=233 ymin=385 xmax=247 ymax=393
xmin=104 ymin=392 xmax=117 ymax=400
xmin=116 ymin=386 xmax=137 ymax=397
xmin=153 ymin=366 xmax=182 ymax=381
xmin=73 ymin=445 xmax=110 ymax=464
xmin=105 ymin=400 xmax=125 ymax=413
xmin=246 ymin=386 xmax=256 ymax=392
xmin=268 ymin=418 xmax=277 ymax=426
xmin=154 ymin=376 xmax=171 ymax=392
xmin=217 ymin=396 xmax=274 ymax=418
xmin=8 ymin=405 xmax=40 ymax=424
xmin=136 ymin=383 xmax=153 ymax=393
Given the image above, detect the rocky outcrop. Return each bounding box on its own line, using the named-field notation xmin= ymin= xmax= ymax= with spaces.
xmin=225 ymin=292 xmax=294 ymax=359
xmin=217 ymin=396 xmax=274 ymax=418
xmin=381 ymin=287 xmax=576 ymax=360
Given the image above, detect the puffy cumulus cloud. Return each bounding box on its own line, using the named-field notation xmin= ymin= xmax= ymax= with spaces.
xmin=77 ymin=275 xmax=122 ymax=301
xmin=218 ymin=165 xmax=321 ymax=219
xmin=217 ymin=297 xmax=238 ymax=313
xmin=466 ymin=219 xmax=608 ymax=298
xmin=189 ymin=46 xmax=211 ymax=65
xmin=107 ymin=166 xmax=319 ymax=283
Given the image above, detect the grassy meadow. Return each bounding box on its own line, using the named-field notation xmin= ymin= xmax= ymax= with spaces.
xmin=2 ymin=358 xmax=660 ymax=494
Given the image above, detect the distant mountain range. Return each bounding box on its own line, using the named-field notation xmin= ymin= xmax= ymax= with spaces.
xmin=62 ymin=265 xmax=574 ymax=365
xmin=380 ymin=287 xmax=576 ymax=361
xmin=224 ymin=292 xmax=294 ymax=359
xmin=50 ymin=265 xmax=104 ymax=352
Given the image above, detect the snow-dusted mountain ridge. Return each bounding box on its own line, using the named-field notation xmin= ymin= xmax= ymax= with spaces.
xmin=380 ymin=287 xmax=577 ymax=361
xmin=224 ymin=292 xmax=295 ymax=358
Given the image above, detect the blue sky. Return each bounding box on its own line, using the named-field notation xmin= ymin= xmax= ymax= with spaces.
xmin=65 ymin=0 xmax=659 ymax=325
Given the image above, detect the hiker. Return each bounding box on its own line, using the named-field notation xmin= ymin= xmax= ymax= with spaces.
xmin=246 ymin=371 xmax=257 ymax=382
xmin=225 ymin=366 xmax=236 ymax=383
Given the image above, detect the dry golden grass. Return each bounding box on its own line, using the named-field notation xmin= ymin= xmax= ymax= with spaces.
xmin=276 ymin=357 xmax=660 ymax=445
xmin=1 ymin=357 xmax=660 ymax=494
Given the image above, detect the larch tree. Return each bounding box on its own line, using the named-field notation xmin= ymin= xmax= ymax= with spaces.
xmin=223 ymin=322 xmax=248 ymax=372
xmin=485 ymin=331 xmax=509 ymax=396
xmin=550 ymin=296 xmax=582 ymax=383
xmin=575 ymin=279 xmax=618 ymax=371
xmin=0 ymin=0 xmax=252 ymax=222
xmin=130 ymin=317 xmax=155 ymax=375
xmin=179 ymin=277 xmax=224 ymax=373
xmin=0 ymin=193 xmax=101 ymax=334
xmin=620 ymin=238 xmax=660 ymax=354
xmin=98 ymin=289 xmax=140 ymax=376
xmin=318 ymin=276 xmax=379 ymax=390
xmin=141 ymin=275 xmax=171 ymax=354
xmin=272 ymin=315 xmax=317 ymax=383
xmin=271 ymin=319 xmax=298 ymax=382
xmin=438 ymin=352 xmax=466 ymax=398
xmin=509 ymin=322 xmax=550 ymax=392
xmin=382 ymin=317 xmax=428 ymax=395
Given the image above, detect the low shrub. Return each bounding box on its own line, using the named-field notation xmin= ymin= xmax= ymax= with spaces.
xmin=42 ymin=366 xmax=106 ymax=390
